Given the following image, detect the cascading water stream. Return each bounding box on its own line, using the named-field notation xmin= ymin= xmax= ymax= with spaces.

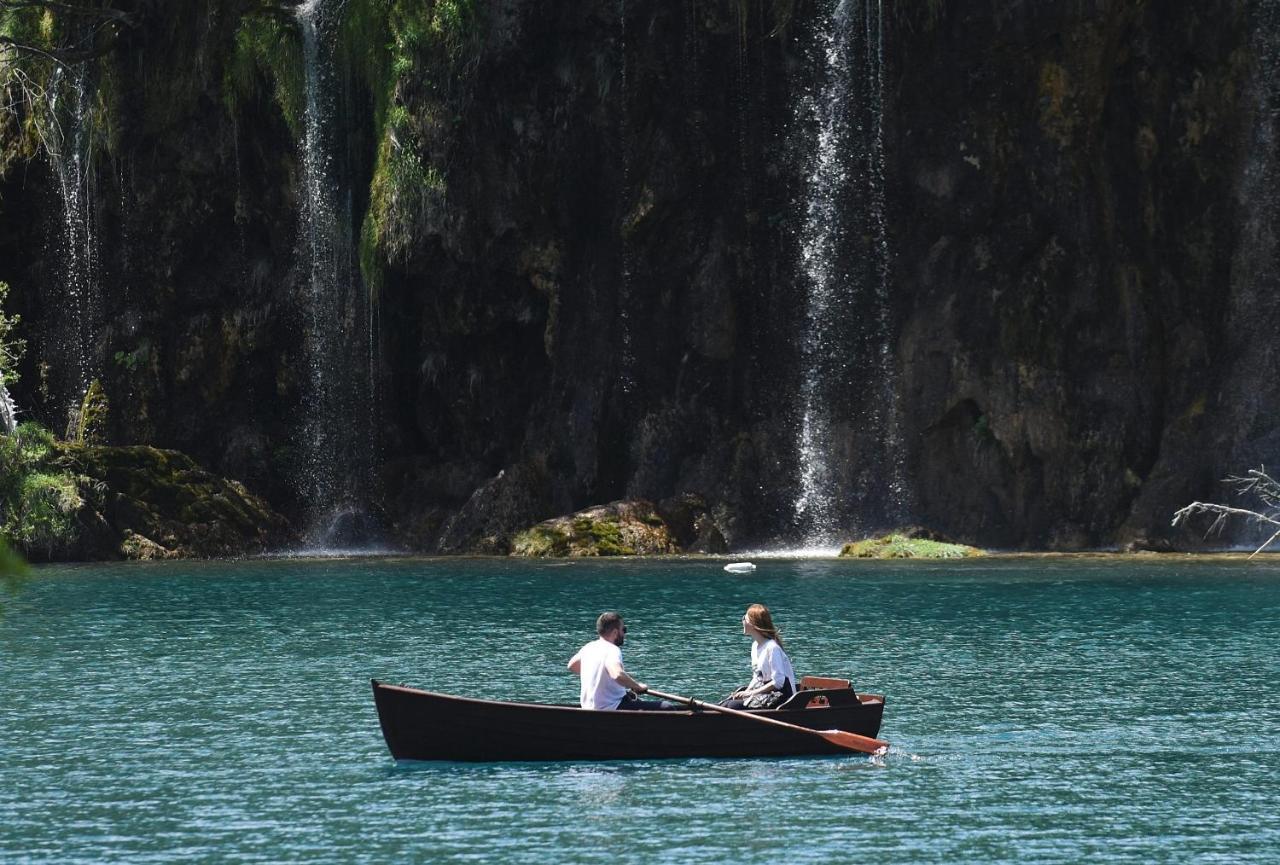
xmin=617 ymin=0 xmax=636 ymax=396
xmin=864 ymin=0 xmax=910 ymax=525
xmin=0 ymin=383 xmax=16 ymax=435
xmin=45 ymin=63 xmax=101 ymax=432
xmin=791 ymin=0 xmax=907 ymax=549
xmin=295 ymin=0 xmax=380 ymax=549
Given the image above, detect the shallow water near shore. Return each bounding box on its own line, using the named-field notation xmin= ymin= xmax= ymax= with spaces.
xmin=2 ymin=556 xmax=1278 ymax=863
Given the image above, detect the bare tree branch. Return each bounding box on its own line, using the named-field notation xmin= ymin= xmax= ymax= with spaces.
xmin=0 ymin=0 xmax=139 ymax=67
xmin=1172 ymin=466 xmax=1280 ymax=556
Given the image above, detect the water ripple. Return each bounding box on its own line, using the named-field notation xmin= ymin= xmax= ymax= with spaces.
xmin=2 ymin=557 xmax=1278 ymax=862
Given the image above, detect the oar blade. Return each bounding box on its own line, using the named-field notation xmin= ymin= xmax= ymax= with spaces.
xmin=820 ymin=728 xmax=890 ymax=756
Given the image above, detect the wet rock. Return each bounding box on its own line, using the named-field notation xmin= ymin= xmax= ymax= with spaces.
xmin=657 ymin=493 xmax=728 ymax=554
xmin=433 ymin=461 xmax=557 ymax=554
xmin=511 ymin=500 xmax=678 ymax=557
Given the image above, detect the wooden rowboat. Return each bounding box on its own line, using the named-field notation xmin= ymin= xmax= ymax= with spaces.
xmin=371 ymin=676 xmax=885 ymax=762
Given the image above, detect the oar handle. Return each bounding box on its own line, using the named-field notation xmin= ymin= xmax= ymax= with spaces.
xmin=644 ymin=688 xmax=889 ymax=756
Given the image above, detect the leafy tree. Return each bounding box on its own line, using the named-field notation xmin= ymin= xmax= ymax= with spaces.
xmin=0 ymin=281 xmax=24 ymax=435
xmin=0 ymin=421 xmax=82 ymax=556
xmin=0 ymin=0 xmax=138 ymax=128
xmin=0 ymin=280 xmax=22 ymax=387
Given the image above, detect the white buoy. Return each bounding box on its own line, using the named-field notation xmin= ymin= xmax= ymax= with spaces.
xmin=723 ymin=562 xmax=757 ymax=574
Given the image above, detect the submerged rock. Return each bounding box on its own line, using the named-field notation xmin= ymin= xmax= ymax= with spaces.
xmin=511 ymin=500 xmax=678 ymax=557
xmin=840 ymin=528 xmax=985 ymax=559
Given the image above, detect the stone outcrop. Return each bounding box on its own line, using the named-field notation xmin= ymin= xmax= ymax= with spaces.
xmin=511 ymin=500 xmax=679 ymax=557
xmin=840 ymin=527 xmax=985 ymax=560
xmin=58 ymin=444 xmax=294 ymax=560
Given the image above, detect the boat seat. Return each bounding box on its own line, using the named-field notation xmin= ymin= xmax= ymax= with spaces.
xmin=778 ymin=676 xmax=864 ymax=710
xmin=798 ymin=675 xmax=851 ymax=690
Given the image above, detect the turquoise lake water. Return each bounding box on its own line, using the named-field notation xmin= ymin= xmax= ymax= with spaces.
xmin=1 ymin=556 xmax=1278 ymax=863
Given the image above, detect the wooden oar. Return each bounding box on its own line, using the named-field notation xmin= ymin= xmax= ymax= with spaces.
xmin=644 ymin=687 xmax=890 ymax=756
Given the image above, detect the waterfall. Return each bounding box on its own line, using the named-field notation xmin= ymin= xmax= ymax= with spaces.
xmin=617 ymin=0 xmax=636 ymax=396
xmin=45 ymin=64 xmax=101 ymax=432
xmin=295 ymin=0 xmax=380 ymax=547
xmin=791 ymin=0 xmax=908 ymax=547
xmin=0 ymin=382 xmax=16 ymax=435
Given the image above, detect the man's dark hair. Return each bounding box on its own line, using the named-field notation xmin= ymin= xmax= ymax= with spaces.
xmin=596 ymin=611 xmax=623 ymax=636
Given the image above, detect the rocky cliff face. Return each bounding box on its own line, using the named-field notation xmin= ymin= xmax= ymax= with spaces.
xmin=2 ymin=0 xmax=1277 ymax=554
xmin=888 ymin=1 xmax=1264 ymax=548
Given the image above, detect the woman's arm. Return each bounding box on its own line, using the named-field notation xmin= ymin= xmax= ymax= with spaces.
xmin=736 ymin=681 xmax=778 ymax=698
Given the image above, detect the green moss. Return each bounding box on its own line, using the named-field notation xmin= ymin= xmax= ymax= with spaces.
xmin=511 ymin=525 xmax=570 ymax=557
xmin=344 ymin=0 xmax=481 ymax=276
xmin=572 ymin=517 xmax=635 ymax=556
xmin=840 ymin=534 xmax=985 ymax=559
xmin=513 ymin=515 xmax=641 ymax=557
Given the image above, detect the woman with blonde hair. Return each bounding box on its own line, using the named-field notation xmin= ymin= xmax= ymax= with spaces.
xmin=721 ymin=603 xmax=797 ymax=710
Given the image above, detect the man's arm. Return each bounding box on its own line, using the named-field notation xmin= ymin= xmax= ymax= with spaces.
xmin=567 ymin=652 xmax=582 ymax=674
xmin=604 ymin=657 xmax=647 ymax=694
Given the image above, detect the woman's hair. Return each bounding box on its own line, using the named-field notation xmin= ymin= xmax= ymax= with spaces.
xmin=745 ymin=603 xmax=784 ymax=649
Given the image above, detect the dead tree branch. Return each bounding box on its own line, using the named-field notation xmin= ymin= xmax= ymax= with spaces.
xmin=1172 ymin=466 xmax=1280 ymax=558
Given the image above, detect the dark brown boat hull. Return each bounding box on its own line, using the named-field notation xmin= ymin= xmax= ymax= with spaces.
xmin=372 ymin=680 xmax=885 ymax=762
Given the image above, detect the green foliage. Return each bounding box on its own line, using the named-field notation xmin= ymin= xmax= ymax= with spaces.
xmin=66 ymin=378 xmax=108 ymax=444
xmin=0 ymin=422 xmax=82 ymax=556
xmin=0 ymin=5 xmax=55 ymax=60
xmin=343 ymin=0 xmax=480 ymax=279
xmin=0 ymin=6 xmax=116 ymax=165
xmin=0 ymin=281 xmax=25 ymax=386
xmin=222 ymin=11 xmax=305 ymax=136
xmin=112 ymin=340 xmax=150 ymax=374
xmin=973 ymin=413 xmax=993 ymax=443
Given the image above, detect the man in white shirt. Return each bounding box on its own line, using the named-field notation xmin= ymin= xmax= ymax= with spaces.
xmin=567 ymin=612 xmax=678 ymax=710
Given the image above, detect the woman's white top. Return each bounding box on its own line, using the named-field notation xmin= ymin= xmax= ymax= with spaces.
xmin=751 ymin=638 xmax=795 ymax=691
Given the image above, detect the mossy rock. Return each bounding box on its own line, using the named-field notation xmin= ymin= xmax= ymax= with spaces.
xmin=54 ymin=443 xmax=296 ymax=559
xmin=511 ymin=500 xmax=678 ymax=557
xmin=839 ymin=533 xmax=985 ymax=559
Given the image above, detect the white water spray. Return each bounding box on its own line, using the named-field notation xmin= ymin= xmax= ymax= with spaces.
xmin=45 ymin=64 xmax=101 ymax=430
xmin=792 ymin=0 xmax=908 ymax=546
xmin=295 ymin=0 xmax=380 ymax=546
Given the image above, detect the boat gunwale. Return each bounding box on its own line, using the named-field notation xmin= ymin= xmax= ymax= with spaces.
xmin=372 ymin=679 xmax=882 ymax=716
